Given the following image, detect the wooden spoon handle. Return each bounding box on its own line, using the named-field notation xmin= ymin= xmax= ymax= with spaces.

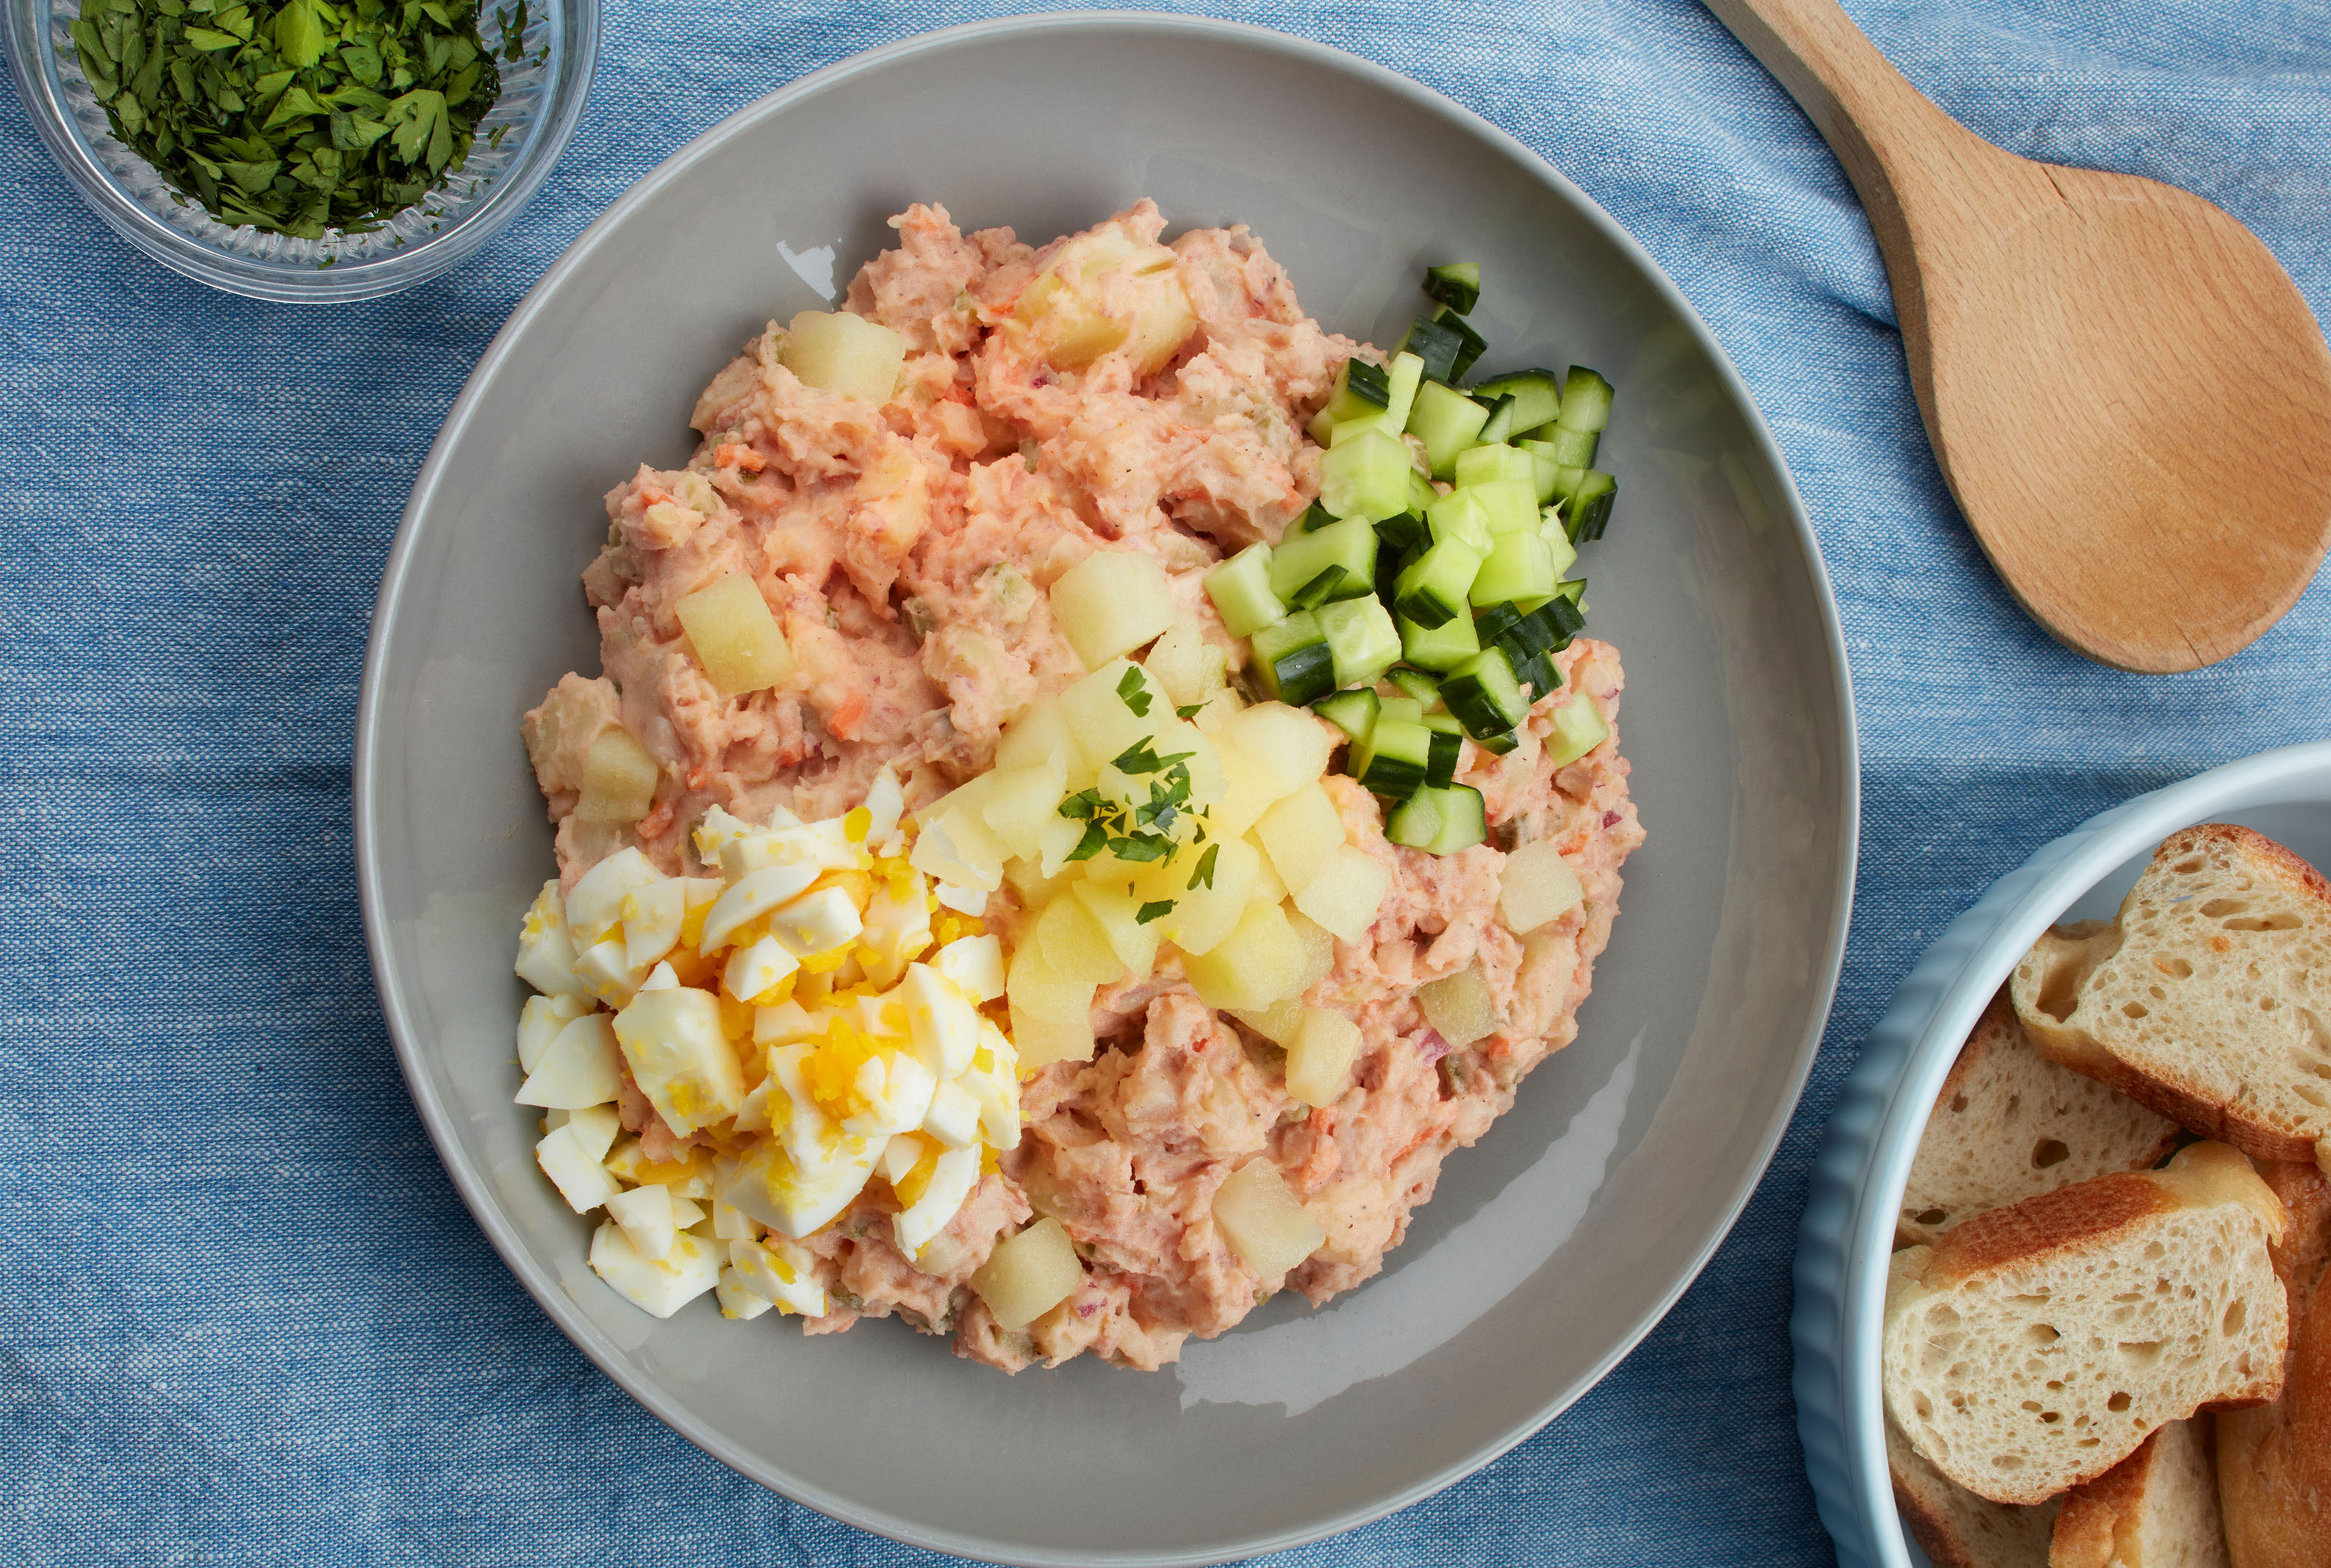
xmin=1700 ymin=0 xmax=2047 ymax=267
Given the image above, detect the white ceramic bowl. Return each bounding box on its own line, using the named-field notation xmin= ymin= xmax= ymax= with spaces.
xmin=358 ymin=13 xmax=1857 ymax=1564
xmin=1793 ymin=739 xmax=2331 ymax=1568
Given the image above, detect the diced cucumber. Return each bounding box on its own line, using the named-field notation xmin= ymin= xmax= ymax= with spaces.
xmin=1250 ymin=611 xmax=1335 ymax=707
xmin=1426 ymin=488 xmax=1493 ymax=553
xmin=1385 ymin=791 xmax=1441 ymax=849
xmin=1468 ymin=478 xmax=1539 ymax=536
xmin=1518 ymin=439 xmax=1562 ymax=503
xmin=1440 ymin=647 xmax=1529 ymax=739
xmin=1468 ymin=532 xmax=1557 ymax=606
xmin=1375 ymin=543 xmax=1409 ymax=608
xmin=1421 ymin=713 xmax=1463 ymax=789
xmin=1544 ymin=693 xmax=1609 ymax=766
xmin=1318 ymin=429 xmax=1414 ymax=522
xmin=1317 ymin=595 xmax=1402 ymax=690
xmin=1400 ymin=317 xmax=1467 ymax=384
xmin=1537 ymin=509 xmax=1580 ymax=575
xmin=1472 ymin=729 xmax=1520 ymax=755
xmin=1384 ymin=666 xmax=1441 ymax=707
xmin=1352 ymin=716 xmax=1432 ymax=797
xmin=1328 ymin=411 xmax=1398 ymax=446
xmin=1378 ymin=695 xmax=1426 ymax=726
xmin=1432 ymin=309 xmax=1487 ymax=379
xmin=1313 ymin=688 xmax=1379 ymax=744
xmin=1398 ymin=608 xmax=1481 ymax=672
xmin=1407 ymin=470 xmax=1438 ymax=514
xmin=1453 ymin=445 xmax=1538 ymax=489
xmin=1205 ymin=543 xmax=1285 ymax=637
xmin=1382 ymin=351 xmax=1425 ymax=432
xmin=1405 ymin=381 xmax=1490 ymax=477
xmin=1423 ymin=262 xmax=1480 ymax=316
xmin=1510 ymin=647 xmax=1559 ymax=702
xmin=1566 ymin=470 xmax=1616 ymax=543
xmin=1373 ymin=509 xmax=1431 ymax=558
xmin=1548 ymin=462 xmax=1586 ymax=519
xmin=1529 ymin=423 xmax=1599 ymax=467
xmin=1319 ymin=356 xmax=1392 ymax=425
xmin=1476 ymin=394 xmax=1520 ymax=446
xmin=1294 ymin=500 xmax=1337 ymax=533
xmin=1470 ymin=369 xmax=1562 ymax=432
xmin=1270 ymin=515 xmax=1377 ymax=608
xmin=1555 ymin=367 xmax=1613 ymax=433
xmin=1421 ymin=784 xmax=1487 ymax=854
xmin=1392 ymin=536 xmax=1484 ymax=630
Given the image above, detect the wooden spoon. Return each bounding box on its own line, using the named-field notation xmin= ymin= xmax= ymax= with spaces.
xmin=1702 ymin=0 xmax=2331 ymax=672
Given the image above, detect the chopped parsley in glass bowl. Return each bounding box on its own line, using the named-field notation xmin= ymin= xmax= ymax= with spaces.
xmin=3 ymin=0 xmax=595 ymax=299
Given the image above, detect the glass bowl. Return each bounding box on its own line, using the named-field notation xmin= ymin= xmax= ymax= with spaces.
xmin=2 ymin=0 xmax=596 ymax=301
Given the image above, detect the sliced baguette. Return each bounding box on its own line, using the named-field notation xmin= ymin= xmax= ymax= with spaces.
xmin=2011 ymin=824 xmax=2331 ymax=1176
xmin=2215 ymin=1160 xmax=2331 ymax=1568
xmin=1903 ymin=988 xmax=2182 ymax=1246
xmin=2049 ymin=1417 xmax=2229 ymax=1568
xmin=1889 ymin=1411 xmax=2061 ymax=1567
xmin=1885 ymin=1142 xmax=2289 ymax=1506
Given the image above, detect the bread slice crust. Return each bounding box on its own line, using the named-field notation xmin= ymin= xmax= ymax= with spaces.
xmin=1886 ymin=1143 xmax=2289 ymax=1506
xmin=1901 ymin=990 xmax=2182 ymax=1247
xmin=2050 ymin=1418 xmax=2229 ymax=1568
xmin=1889 ymin=1412 xmax=2060 ymax=1567
xmin=2215 ymin=1160 xmax=2331 ymax=1568
xmin=2011 ymin=824 xmax=2331 ymax=1174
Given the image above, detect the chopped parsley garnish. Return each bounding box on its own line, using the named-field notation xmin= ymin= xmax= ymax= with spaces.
xmin=1187 ymin=842 xmax=1219 ymax=891
xmin=1135 ymin=900 xmax=1174 ymax=925
xmin=1175 ymin=703 xmax=1204 ymax=719
xmin=1116 ymin=666 xmax=1152 ymax=717
xmin=1110 ymin=736 xmax=1193 ymax=776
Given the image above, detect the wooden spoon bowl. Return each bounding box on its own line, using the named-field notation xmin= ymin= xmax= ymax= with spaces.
xmin=1705 ymin=0 xmax=2331 ymax=672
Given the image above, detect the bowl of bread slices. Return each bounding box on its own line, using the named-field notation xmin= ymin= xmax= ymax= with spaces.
xmin=1796 ymin=740 xmax=2331 ymax=1568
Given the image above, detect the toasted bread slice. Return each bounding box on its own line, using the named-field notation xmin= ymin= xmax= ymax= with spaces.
xmin=1889 ymin=1411 xmax=2061 ymax=1567
xmin=2011 ymin=824 xmax=2331 ymax=1175
xmin=1902 ymin=989 xmax=2182 ymax=1246
xmin=2050 ymin=1418 xmax=2229 ymax=1567
xmin=1885 ymin=1142 xmax=2288 ymax=1506
xmin=2215 ymin=1160 xmax=2331 ymax=1568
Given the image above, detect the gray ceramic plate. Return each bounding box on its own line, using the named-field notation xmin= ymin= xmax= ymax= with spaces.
xmin=355 ymin=13 xmax=1857 ymax=1564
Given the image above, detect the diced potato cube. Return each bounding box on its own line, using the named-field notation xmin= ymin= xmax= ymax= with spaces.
xmin=1498 ymin=840 xmax=1585 ymax=933
xmin=1247 ymin=838 xmax=1287 ymax=906
xmin=1285 ymin=1009 xmax=1362 ymax=1107
xmin=1142 ymin=835 xmax=1258 ymax=957
xmin=1287 ymin=907 xmax=1337 ymax=993
xmin=612 ymin=986 xmax=745 ymax=1134
xmin=1182 ymin=899 xmax=1306 ymax=1010
xmin=1057 ymin=659 xmax=1161 ymax=772
xmin=1016 ymin=227 xmax=1196 ymax=376
xmin=1254 ymin=783 xmax=1346 ymax=895
xmin=1543 ymin=692 xmax=1610 ymax=766
xmin=1418 ymin=964 xmax=1496 ymax=1047
xmin=1031 ymin=893 xmax=1124 ymax=985
xmin=779 ymin=309 xmax=906 ymax=403
xmin=1189 ymin=686 xmax=1245 ymax=735
xmin=1143 ymin=622 xmax=1229 ymax=709
xmin=574 ymin=728 xmax=661 ymax=824
xmin=994 ymin=696 xmax=1074 ymax=774
xmin=971 ymin=1217 xmax=1085 ymax=1330
xmin=1207 ymin=738 xmax=1281 ymax=839
xmin=1292 ymin=845 xmax=1391 ymax=945
xmin=1007 ymin=946 xmax=1097 ymax=1072
xmin=1212 ymin=1158 xmax=1325 ymax=1279
xmin=979 ymin=754 xmax=1068 ymax=862
xmin=1224 ymin=702 xmax=1334 ymax=799
xmin=1050 ymin=550 xmax=1177 ymax=669
xmin=1227 ymin=996 xmax=1304 ymax=1046
xmin=675 ymin=572 xmax=795 ymax=697
xmin=1070 ymin=880 xmax=1162 ymax=979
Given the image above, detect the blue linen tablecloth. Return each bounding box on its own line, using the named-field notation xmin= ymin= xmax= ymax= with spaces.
xmin=4 ymin=0 xmax=2328 ymax=1561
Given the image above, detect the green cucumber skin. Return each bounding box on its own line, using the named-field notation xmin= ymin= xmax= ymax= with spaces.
xmin=1205 ymin=542 xmax=1285 ymax=637
xmin=1423 ymin=262 xmax=1481 ymax=316
xmin=1312 ymin=687 xmax=1379 ymax=744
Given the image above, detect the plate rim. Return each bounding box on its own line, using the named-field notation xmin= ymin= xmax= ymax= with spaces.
xmin=355 ymin=11 xmax=1861 ymax=1562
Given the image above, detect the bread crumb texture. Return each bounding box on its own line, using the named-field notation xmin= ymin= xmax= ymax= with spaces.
xmin=1883 ymin=1143 xmax=2288 ymax=1506
xmin=2049 ymin=1417 xmax=2229 ymax=1568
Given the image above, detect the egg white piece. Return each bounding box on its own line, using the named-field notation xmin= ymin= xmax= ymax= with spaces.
xmin=877 ymin=1132 xmax=927 ymax=1187
xmin=514 ymin=881 xmax=592 ymax=998
xmin=589 ymin=1222 xmax=721 ymax=1318
xmin=770 ymin=886 xmax=863 ymax=959
xmin=612 ymin=986 xmax=744 ymax=1135
xmin=959 ymin=1020 xmax=1023 ymax=1151
xmin=564 ymin=1102 xmax=622 ymax=1162
xmin=922 ymin=1079 xmax=982 ymax=1150
xmin=863 ymin=766 xmax=905 ymax=844
xmin=566 ymin=847 xmax=664 ymax=946
xmin=722 ymin=932 xmax=799 ymax=1004
xmin=517 ymin=992 xmax=592 ymax=1072
xmin=667 ymin=1194 xmax=706 ymax=1230
xmin=638 ymin=961 xmax=679 ymax=993
xmin=728 ymin=1236 xmax=827 ymax=1317
xmin=604 ymin=1182 xmax=677 ymax=1262
xmin=894 ymin=1144 xmax=981 ymax=1260
xmin=929 ymin=934 xmax=1005 ymax=1004
xmin=514 ymin=1013 xmax=619 ymax=1110
xmin=857 ymin=870 xmax=932 ymax=988
xmin=700 ymin=861 xmax=822 ymax=951
xmin=536 ymin=1123 xmax=620 ymax=1212
xmin=621 ymin=879 xmax=687 ymax=970
xmin=753 ymin=999 xmax=820 ymax=1046
xmin=715 ymin=1266 xmax=775 ymax=1320
xmin=572 ymin=935 xmax=647 ymax=1006
xmin=932 ymin=880 xmax=989 ymax=917
xmin=727 ymin=1134 xmax=880 ymax=1242
xmin=719 ymin=826 xmax=813 ymax=882
xmin=838 ymin=1044 xmax=938 ymax=1140
xmin=901 ymin=963 xmax=980 ymax=1079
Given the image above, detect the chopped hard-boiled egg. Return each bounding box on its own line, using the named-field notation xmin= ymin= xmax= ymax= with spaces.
xmin=589 ymin=1221 xmax=722 ymax=1317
